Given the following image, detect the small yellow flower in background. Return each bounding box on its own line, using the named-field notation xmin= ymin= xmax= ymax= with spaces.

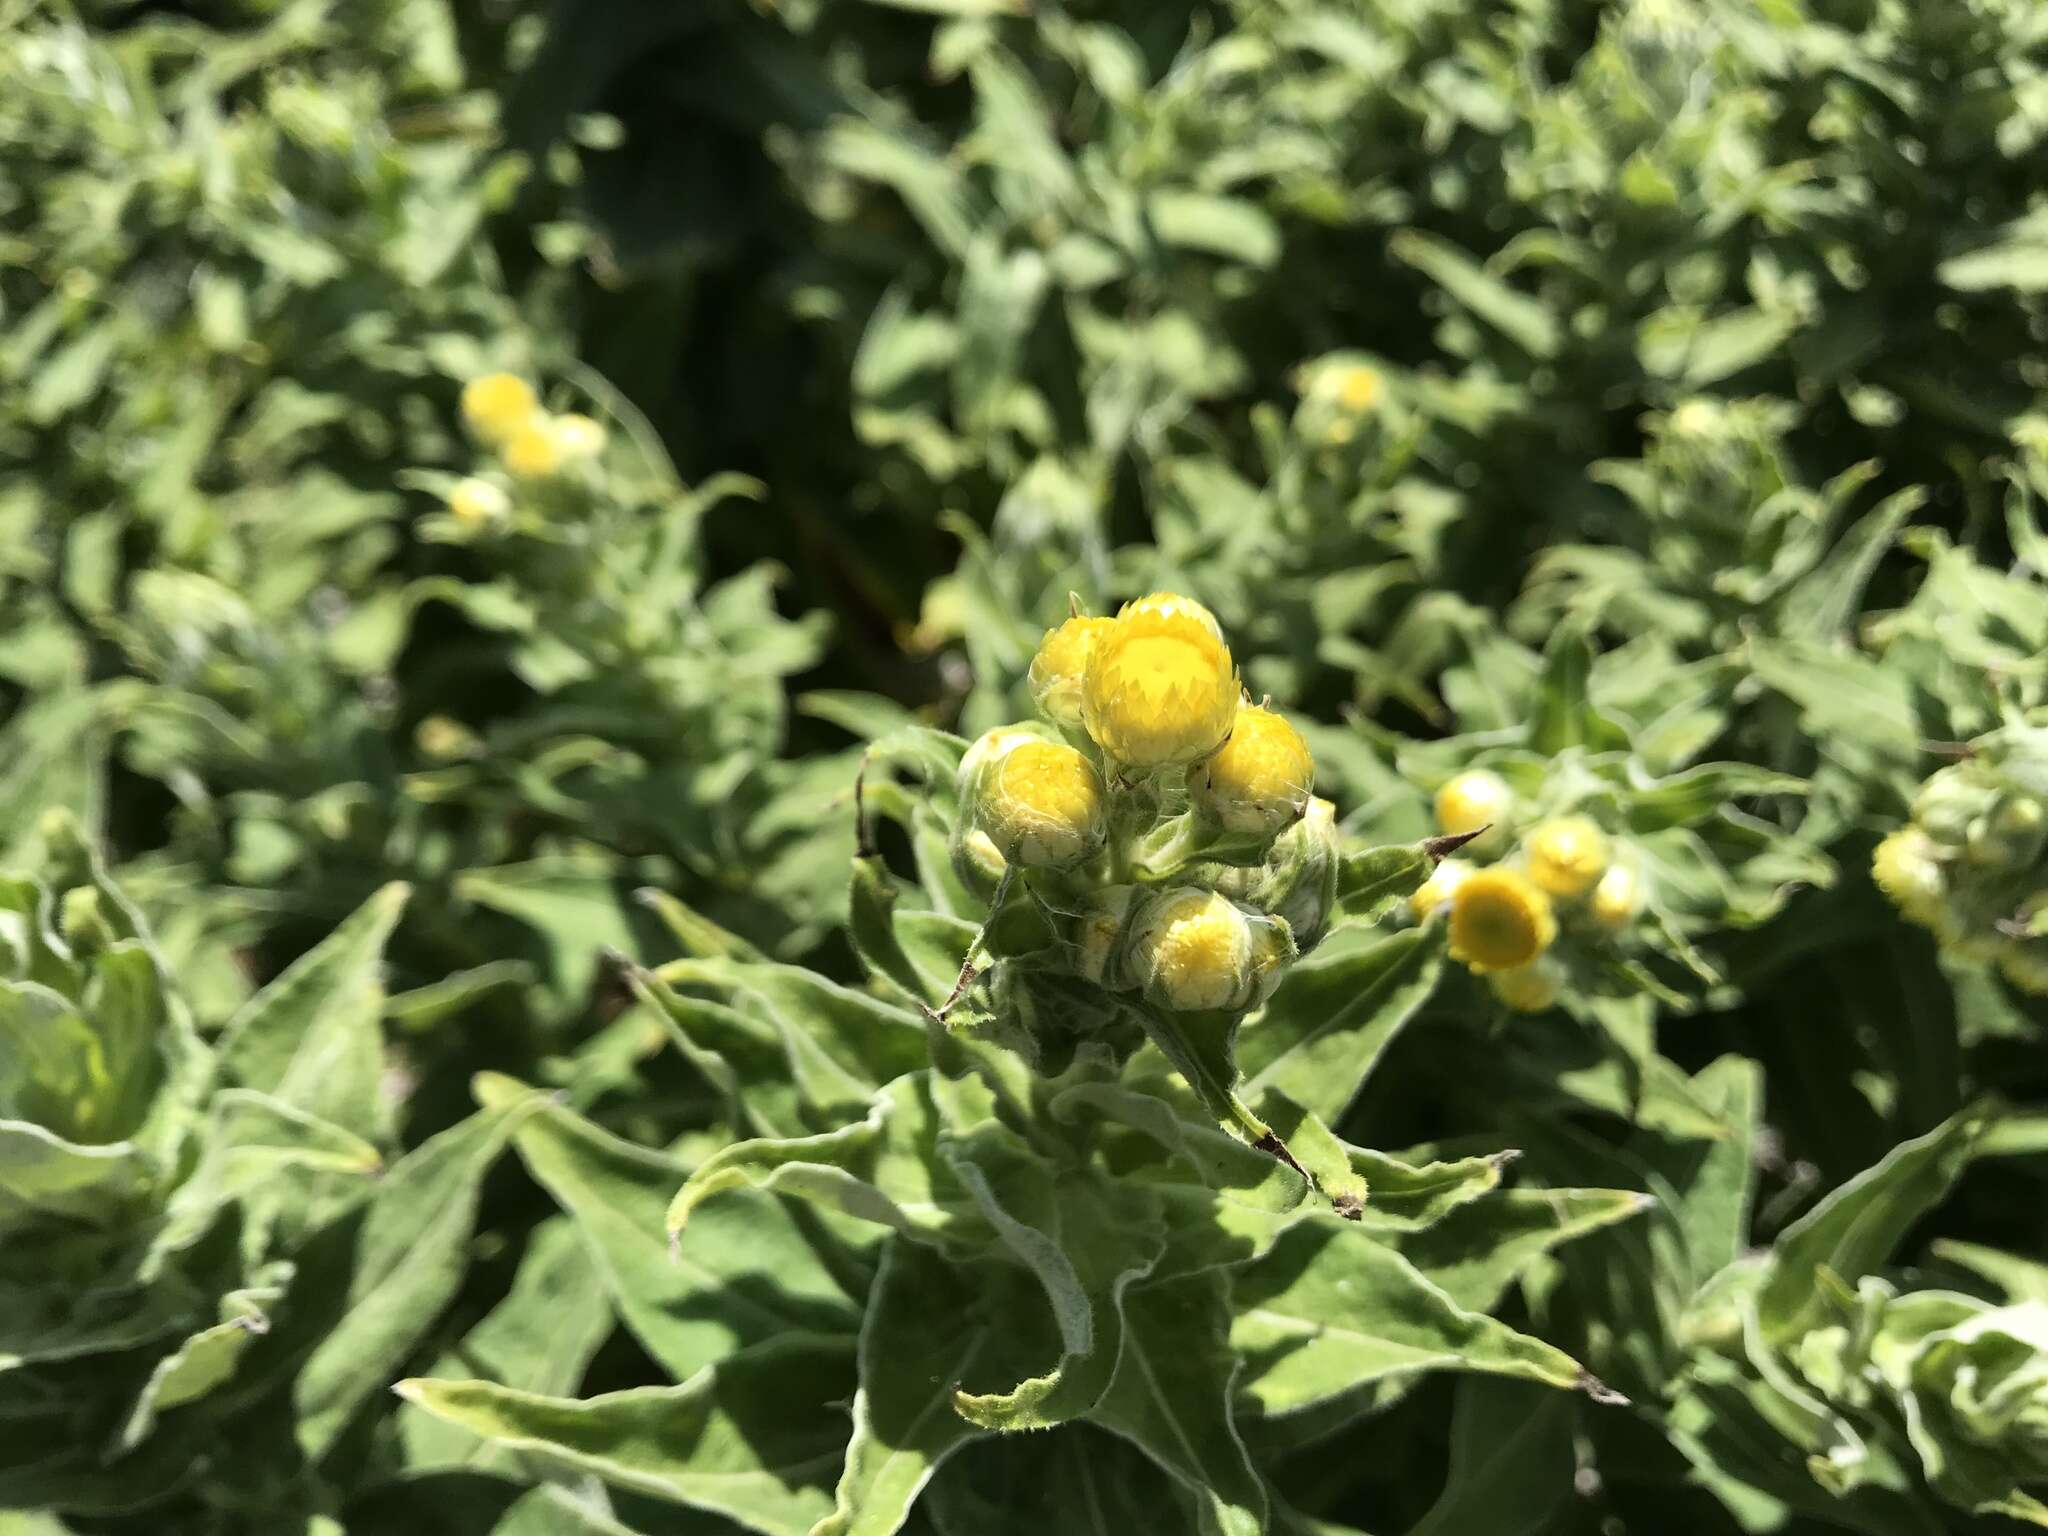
xmin=1129 ymin=887 xmax=1254 ymax=1012
xmin=445 ymin=477 xmax=510 ymax=528
xmin=1872 ymin=827 xmax=1947 ymax=930
xmin=550 ymin=413 xmax=609 ymax=463
xmin=1411 ymin=857 xmax=1471 ymax=922
xmin=1435 ymin=769 xmax=1513 ymax=839
xmin=1081 ymin=596 xmax=1240 ymax=771
xmin=415 ymin=715 xmax=479 ymax=760
xmin=1193 ymin=705 xmax=1315 ymax=835
xmin=460 ymin=373 xmax=541 ymax=444
xmin=1488 ymin=961 xmax=1561 ymax=1013
xmin=1328 ymin=363 xmax=1383 ymax=414
xmin=1524 ymin=816 xmax=1609 ymax=899
xmin=1028 ymin=614 xmax=1114 ymax=730
xmin=977 ymin=740 xmax=1107 ymax=868
xmin=1588 ymin=862 xmax=1644 ymax=930
xmin=502 ymin=420 xmax=565 ymax=480
xmin=1448 ymin=867 xmax=1557 ymax=973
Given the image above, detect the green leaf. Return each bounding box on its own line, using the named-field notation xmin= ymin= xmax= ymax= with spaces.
xmin=479 ymin=1074 xmax=860 ymax=1381
xmin=218 ymin=882 xmax=408 ymax=1141
xmin=1232 ymin=1224 xmax=1592 ymax=1419
xmin=398 ymin=1217 xmax=613 ymax=1474
xmin=1390 ymin=231 xmax=1560 ymax=358
xmin=1397 ymin=1187 xmax=1654 ymax=1312
xmin=1090 ymin=1273 xmax=1268 ymax=1536
xmin=396 ymin=1336 xmax=856 ymax=1536
xmin=286 ymin=1090 xmax=548 ymax=1459
xmin=1757 ymin=1107 xmax=1991 ymax=1346
xmin=1407 ymin=1379 xmax=1577 ymax=1536
xmin=0 ymin=1120 xmax=154 ymax=1229
xmin=1237 ymin=926 xmax=1443 ymax=1123
xmin=812 ymin=1239 xmax=990 ymax=1536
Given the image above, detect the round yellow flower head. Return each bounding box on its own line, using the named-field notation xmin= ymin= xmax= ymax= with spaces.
xmin=1028 ymin=615 xmax=1114 ymax=730
xmin=460 ymin=373 xmax=540 ymax=444
xmin=977 ymin=741 xmax=1107 ymax=869
xmin=1448 ymin=867 xmax=1557 ymax=974
xmin=445 ymin=476 xmax=510 ymax=528
xmin=1128 ymin=887 xmax=1254 ymax=1012
xmin=1588 ymin=862 xmax=1644 ymax=930
xmin=1435 ymin=769 xmax=1513 ymax=840
xmin=502 ymin=420 xmax=565 ymax=480
xmin=1411 ymin=857 xmax=1472 ymax=923
xmin=1489 ymin=962 xmax=1561 ymax=1014
xmin=1871 ymin=827 xmax=1947 ymax=930
xmin=1524 ymin=816 xmax=1609 ymax=900
xmin=550 ymin=413 xmax=608 ymax=463
xmin=1329 ymin=363 xmax=1383 ymax=414
xmin=1081 ymin=597 xmax=1240 ymax=771
xmin=1193 ymin=705 xmax=1315 ymax=836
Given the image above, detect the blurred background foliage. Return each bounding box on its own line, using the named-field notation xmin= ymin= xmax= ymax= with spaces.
xmin=5 ymin=0 xmax=2048 ymax=1530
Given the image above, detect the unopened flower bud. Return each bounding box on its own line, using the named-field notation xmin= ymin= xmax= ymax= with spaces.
xmin=1967 ymin=793 xmax=2048 ymax=869
xmin=1081 ymin=596 xmax=1240 ymax=771
xmin=1911 ymin=766 xmax=1991 ymax=847
xmin=976 ymin=741 xmax=1107 ymax=869
xmin=1871 ymin=827 xmax=1947 ymax=930
xmin=1448 ymin=867 xmax=1557 ymax=974
xmin=1192 ymin=706 xmax=1315 ymax=837
xmin=1252 ymin=795 xmax=1340 ymax=948
xmin=503 ymin=419 xmax=566 ymax=480
xmin=1523 ymin=816 xmax=1609 ymax=900
xmin=950 ymin=825 xmax=1008 ymax=900
xmin=58 ymin=886 xmax=115 ymax=955
xmin=1128 ymin=887 xmax=1287 ymax=1012
xmin=550 ymin=413 xmax=608 ymax=463
xmin=1488 ymin=961 xmax=1561 ymax=1013
xmin=1587 ymin=862 xmax=1644 ymax=931
xmin=1028 ymin=615 xmax=1113 ymax=730
xmin=1435 ymin=769 xmax=1513 ymax=842
xmin=956 ymin=726 xmax=1041 ymax=801
xmin=460 ymin=373 xmax=540 ymax=444
xmin=446 ymin=477 xmax=510 ymax=528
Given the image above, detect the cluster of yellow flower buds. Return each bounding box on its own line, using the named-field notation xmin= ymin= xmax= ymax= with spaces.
xmin=1873 ymin=739 xmax=2048 ymax=992
xmin=444 ymin=373 xmax=610 ymax=528
xmin=1410 ymin=768 xmax=1645 ymax=1012
xmin=954 ymin=592 xmax=1329 ymax=1015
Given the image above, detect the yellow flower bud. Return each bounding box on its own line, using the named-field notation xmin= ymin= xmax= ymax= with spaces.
xmin=1125 ymin=590 xmax=1225 ymax=639
xmin=1128 ymin=887 xmax=1254 ymax=1012
xmin=1192 ymin=705 xmax=1315 ymax=836
xmin=502 ymin=420 xmax=565 ymax=480
xmin=415 ymin=715 xmax=481 ymax=760
xmin=445 ymin=476 xmax=510 ymax=527
xmin=1488 ymin=961 xmax=1561 ymax=1014
xmin=1435 ymin=769 xmax=1513 ymax=840
xmin=977 ymin=741 xmax=1107 ymax=869
xmin=1448 ymin=868 xmax=1557 ymax=974
xmin=1028 ymin=615 xmax=1113 ymax=730
xmin=1871 ymin=827 xmax=1947 ymax=930
xmin=1523 ymin=816 xmax=1609 ymax=900
xmin=1328 ymin=363 xmax=1383 ymax=414
xmin=1588 ymin=862 xmax=1644 ymax=931
xmin=1081 ymin=596 xmax=1240 ymax=771
xmin=550 ymin=412 xmax=608 ymax=462
xmin=956 ymin=726 xmax=1041 ymax=801
xmin=1411 ymin=857 xmax=1471 ymax=922
xmin=460 ymin=373 xmax=541 ymax=444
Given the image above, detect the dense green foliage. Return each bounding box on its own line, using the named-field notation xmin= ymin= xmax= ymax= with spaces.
xmin=6 ymin=0 xmax=2048 ymax=1532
